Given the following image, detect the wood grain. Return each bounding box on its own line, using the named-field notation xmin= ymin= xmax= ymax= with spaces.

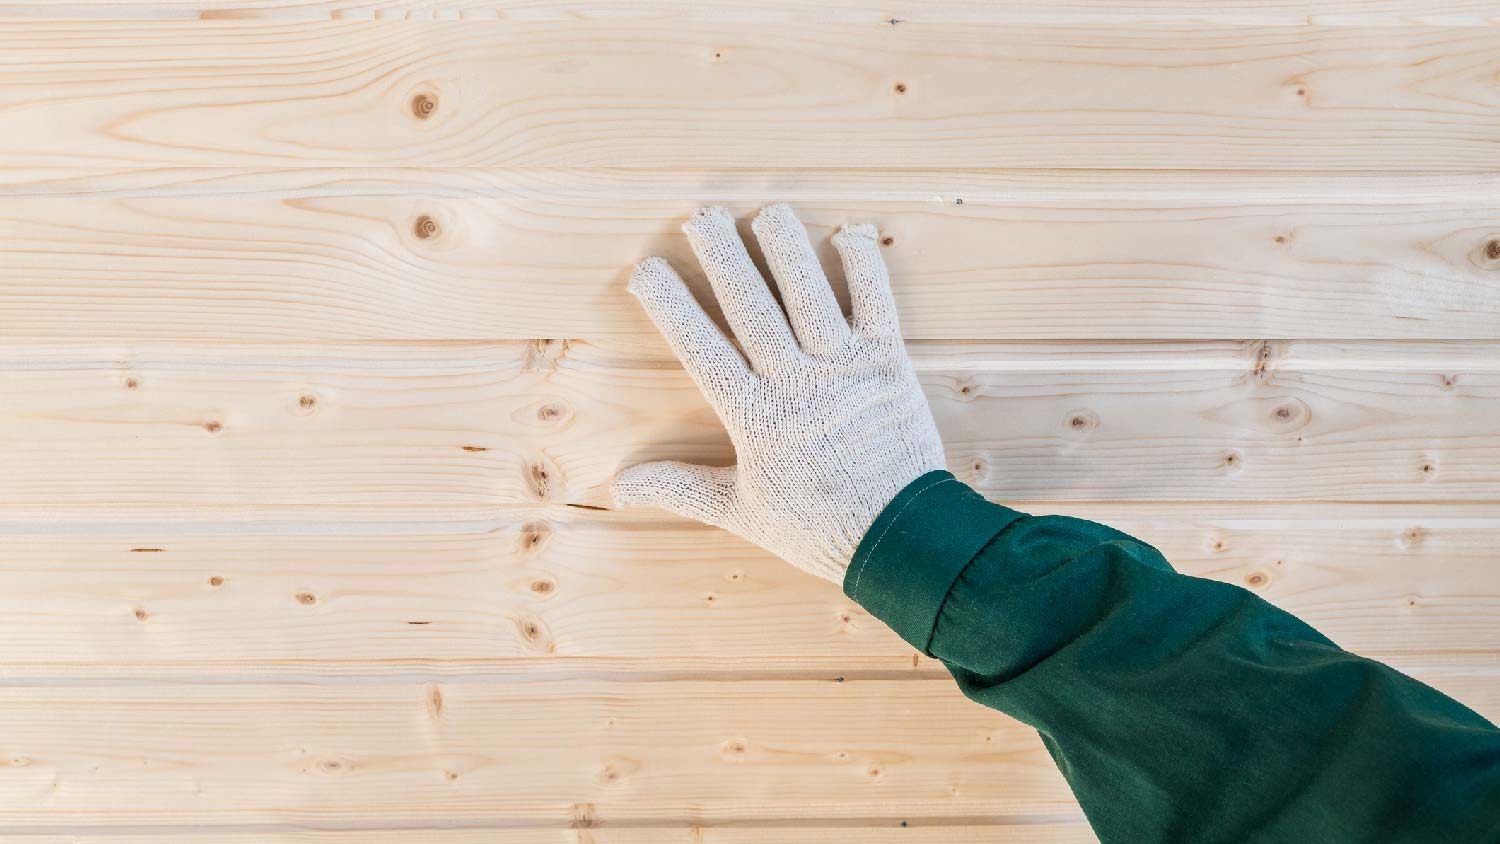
xmin=0 ymin=502 xmax=1496 ymax=679
xmin=2 ymin=22 xmax=1499 ymax=172
xmin=0 ymin=828 xmax=1101 ymax=844
xmin=0 ymin=679 xmax=1079 ymax=827
xmin=0 ymin=673 xmax=1491 ymax=830
xmin=2 ymin=5 xmax=1497 ymax=840
xmin=3 ymin=174 xmax=1499 ymax=339
xmin=2 ymin=1 xmax=1497 ymax=25
xmin=3 ymin=341 xmax=1496 ymax=509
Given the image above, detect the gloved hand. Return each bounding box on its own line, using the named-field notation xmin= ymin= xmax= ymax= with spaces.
xmin=611 ymin=204 xmax=947 ymax=584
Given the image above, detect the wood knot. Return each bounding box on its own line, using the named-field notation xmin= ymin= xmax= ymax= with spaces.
xmin=880 ymin=236 xmax=894 ymax=246
xmin=893 ymin=82 xmax=907 ymax=94
xmin=1439 ymin=374 xmax=1457 ymax=391
xmin=1250 ymin=341 xmax=1275 ymax=381
xmin=536 ymin=402 xmax=566 ymax=422
xmin=519 ymin=521 xmax=551 ymax=552
xmin=571 ymin=803 xmax=597 ymax=829
xmin=208 ymin=576 xmax=224 ymax=587
xmin=1473 ymin=237 xmax=1500 ymax=269
xmin=295 ymin=591 xmax=317 ymax=605
xmin=526 ymin=462 xmax=553 ymax=500
xmin=1262 ymin=397 xmax=1311 ymax=431
xmin=597 ymin=757 xmax=640 ymax=785
xmin=133 ymin=608 xmax=149 ymax=622
xmin=518 ymin=617 xmax=549 ymax=646
xmin=530 ymin=578 xmax=555 ymax=594
xmin=1401 ymin=526 xmax=1425 ymax=547
xmin=413 ymin=214 xmax=440 ymax=240
xmin=124 ymin=377 xmax=140 ymax=390
xmin=203 ymin=420 xmax=223 ymax=434
xmin=524 ymin=338 xmax=571 ymax=372
xmin=1245 ymin=571 xmax=1269 ymax=588
xmin=1220 ymin=450 xmax=1243 ymax=470
xmin=1066 ymin=410 xmax=1099 ymax=432
xmin=411 ymin=92 xmax=438 ymax=120
xmin=722 ymin=739 xmax=747 ymax=757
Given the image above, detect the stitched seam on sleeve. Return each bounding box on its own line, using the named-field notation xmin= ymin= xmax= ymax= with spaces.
xmin=848 ymin=476 xmax=957 ymax=598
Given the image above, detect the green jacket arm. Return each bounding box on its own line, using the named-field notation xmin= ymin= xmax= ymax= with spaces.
xmin=844 ymin=471 xmax=1500 ymax=843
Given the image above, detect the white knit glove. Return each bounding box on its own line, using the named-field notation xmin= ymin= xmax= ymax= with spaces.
xmin=612 ymin=204 xmax=947 ymax=584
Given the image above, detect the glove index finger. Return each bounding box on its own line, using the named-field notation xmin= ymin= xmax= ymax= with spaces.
xmin=628 ymin=257 xmax=755 ymax=405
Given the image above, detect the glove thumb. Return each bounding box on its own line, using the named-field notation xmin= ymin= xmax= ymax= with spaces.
xmin=611 ymin=461 xmax=738 ymax=527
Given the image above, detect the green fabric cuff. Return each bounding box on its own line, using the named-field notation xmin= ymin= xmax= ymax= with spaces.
xmin=843 ymin=470 xmax=1026 ymax=654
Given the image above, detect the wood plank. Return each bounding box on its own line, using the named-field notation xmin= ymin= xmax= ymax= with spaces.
xmin=0 ymin=827 xmax=1100 ymax=844
xmin=0 ymin=501 xmax=1495 ymax=678
xmin=2 ymin=341 xmax=1497 ymax=511
xmin=0 ymin=679 xmax=1081 ymax=827
xmin=2 ymin=0 xmax=1496 ymax=25
xmin=0 ymin=674 xmax=1491 ymax=829
xmin=3 ymin=173 xmax=1499 ymax=339
xmin=2 ymin=22 xmax=1499 ymax=172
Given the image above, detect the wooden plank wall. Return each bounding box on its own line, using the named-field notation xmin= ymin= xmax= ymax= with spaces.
xmin=0 ymin=3 xmax=1496 ymax=840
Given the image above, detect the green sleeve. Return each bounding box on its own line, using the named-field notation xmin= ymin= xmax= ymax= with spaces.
xmin=844 ymin=471 xmax=1500 ymax=843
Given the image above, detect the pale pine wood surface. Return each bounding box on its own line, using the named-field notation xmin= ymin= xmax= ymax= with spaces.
xmin=0 ymin=831 xmax=1101 ymax=844
xmin=0 ymin=4 xmax=1497 ymax=841
xmin=3 ymin=341 xmax=1497 ymax=508
xmin=2 ymin=23 xmax=1500 ymax=172
xmin=0 ymin=504 xmax=1496 ymax=677
xmin=2 ymin=1 xmax=1499 ymax=23
xmin=0 ymin=676 xmax=1492 ymax=827
xmin=4 ymin=175 xmax=1499 ymax=339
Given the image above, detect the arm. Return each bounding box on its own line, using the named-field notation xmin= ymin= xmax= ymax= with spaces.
xmin=849 ymin=470 xmax=1500 ymax=843
xmin=612 ymin=204 xmax=1500 ymax=843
